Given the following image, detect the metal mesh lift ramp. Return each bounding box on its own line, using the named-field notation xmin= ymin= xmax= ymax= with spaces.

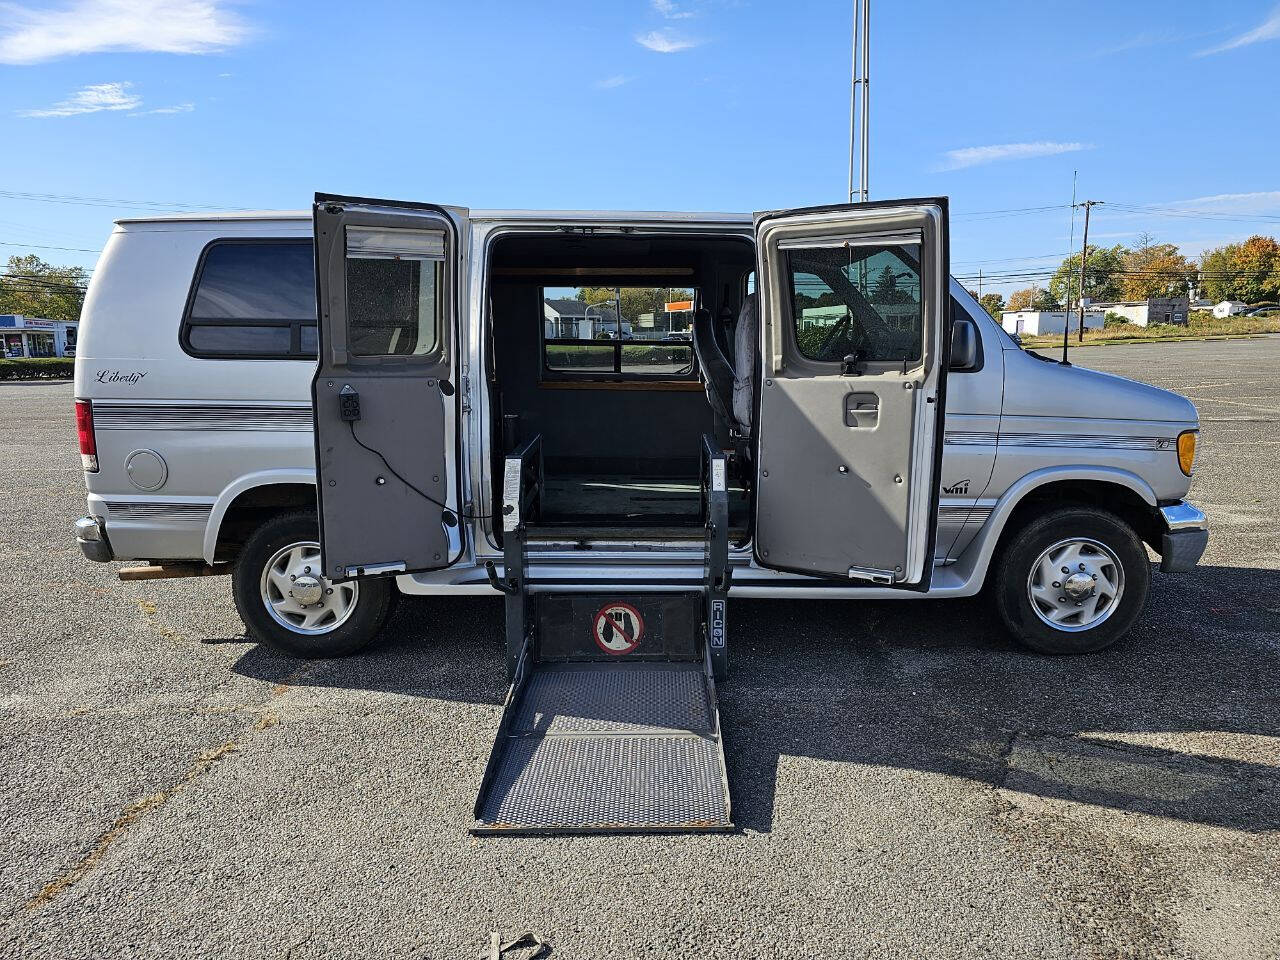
xmin=473 ymin=435 xmax=732 ymax=835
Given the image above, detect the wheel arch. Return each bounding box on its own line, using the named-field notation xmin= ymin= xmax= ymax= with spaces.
xmin=948 ymin=466 xmax=1160 ymax=596
xmin=203 ymin=469 xmax=317 ymax=564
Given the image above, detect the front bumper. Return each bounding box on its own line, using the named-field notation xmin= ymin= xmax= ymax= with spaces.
xmin=1158 ymin=501 xmax=1208 ymax=573
xmin=76 ymin=516 xmax=113 ymax=563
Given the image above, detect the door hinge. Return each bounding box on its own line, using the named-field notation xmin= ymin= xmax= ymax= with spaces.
xmin=347 ymin=561 xmax=407 ymax=578
xmin=847 ymin=564 xmax=897 ymax=585
xmin=461 ymin=375 xmax=471 ymax=413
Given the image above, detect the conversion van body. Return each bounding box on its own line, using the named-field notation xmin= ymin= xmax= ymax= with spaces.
xmin=74 ymin=198 xmax=1208 ymax=661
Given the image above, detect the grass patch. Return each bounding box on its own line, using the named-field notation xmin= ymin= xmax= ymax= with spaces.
xmin=1019 ymin=312 xmax=1280 ymax=349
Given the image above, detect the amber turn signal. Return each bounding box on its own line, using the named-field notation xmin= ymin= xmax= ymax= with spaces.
xmin=1177 ymin=430 xmax=1197 ymax=476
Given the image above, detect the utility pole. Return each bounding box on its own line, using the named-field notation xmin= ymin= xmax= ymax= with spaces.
xmin=858 ymin=0 xmax=869 ymax=202
xmin=1061 ymin=171 xmax=1078 ymax=364
xmin=1075 ymin=200 xmax=1103 ymax=344
xmin=846 ymin=0 xmax=870 ymax=202
xmin=847 ymin=0 xmax=859 ymax=203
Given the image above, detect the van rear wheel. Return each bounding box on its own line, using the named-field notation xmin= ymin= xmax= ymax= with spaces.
xmin=232 ymin=511 xmax=392 ymax=658
xmin=993 ymin=507 xmax=1150 ymax=654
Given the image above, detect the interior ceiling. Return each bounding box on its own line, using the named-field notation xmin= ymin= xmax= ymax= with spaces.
xmin=489 ymin=232 xmax=754 ymax=272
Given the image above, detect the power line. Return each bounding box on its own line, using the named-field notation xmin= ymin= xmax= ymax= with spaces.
xmin=1105 ymin=201 xmax=1280 ymax=223
xmin=0 ymin=240 xmax=100 ymax=253
xmin=0 ymin=189 xmax=245 ymax=212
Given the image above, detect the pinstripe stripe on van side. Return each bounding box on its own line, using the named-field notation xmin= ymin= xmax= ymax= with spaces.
xmin=93 ymin=403 xmax=313 ymax=431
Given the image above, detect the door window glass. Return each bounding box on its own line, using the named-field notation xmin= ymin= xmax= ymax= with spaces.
xmin=786 ymin=243 xmax=923 ymax=363
xmin=345 ymin=226 xmax=443 ymax=358
xmin=540 ymin=285 xmax=696 ymax=380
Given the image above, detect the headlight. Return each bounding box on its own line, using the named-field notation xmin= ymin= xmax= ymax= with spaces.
xmin=1177 ymin=430 xmax=1197 ymax=476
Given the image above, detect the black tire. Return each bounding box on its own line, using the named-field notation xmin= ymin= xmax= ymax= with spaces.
xmin=993 ymin=506 xmax=1151 ymax=654
xmin=232 ymin=510 xmax=393 ymax=658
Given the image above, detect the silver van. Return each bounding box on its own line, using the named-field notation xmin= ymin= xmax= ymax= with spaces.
xmin=74 ymin=196 xmax=1212 ymax=832
xmin=73 ymin=196 xmax=1207 ymax=664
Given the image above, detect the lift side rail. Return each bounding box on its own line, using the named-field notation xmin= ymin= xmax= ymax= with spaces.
xmin=701 ymin=434 xmax=730 ymax=682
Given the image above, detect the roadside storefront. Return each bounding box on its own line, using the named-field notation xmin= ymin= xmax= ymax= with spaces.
xmin=0 ymin=315 xmax=78 ymax=358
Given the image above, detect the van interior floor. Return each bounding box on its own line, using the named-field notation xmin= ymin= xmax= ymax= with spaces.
xmin=532 ymin=473 xmax=750 ymax=540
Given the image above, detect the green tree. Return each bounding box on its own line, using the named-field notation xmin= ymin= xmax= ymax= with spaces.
xmin=977 ymin=293 xmax=1005 ymax=320
xmin=1199 ymin=243 xmax=1241 ymax=302
xmin=1049 ymin=244 xmax=1127 ymax=306
xmin=0 ymin=255 xmax=89 ymax=324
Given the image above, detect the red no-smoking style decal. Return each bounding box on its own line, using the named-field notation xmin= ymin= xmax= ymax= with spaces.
xmin=592 ymin=602 xmax=644 ymax=655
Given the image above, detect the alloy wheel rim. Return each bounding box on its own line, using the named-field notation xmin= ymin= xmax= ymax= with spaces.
xmin=1026 ymin=537 xmax=1124 ymax=633
xmin=259 ymin=541 xmax=358 ymax=635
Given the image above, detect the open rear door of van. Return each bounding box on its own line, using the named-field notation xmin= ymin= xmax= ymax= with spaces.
xmin=752 ymin=199 xmax=950 ymax=589
xmin=311 ymin=194 xmax=468 ymax=581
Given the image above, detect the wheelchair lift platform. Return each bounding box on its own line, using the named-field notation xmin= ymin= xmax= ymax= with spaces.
xmin=473 ymin=436 xmax=732 ymax=835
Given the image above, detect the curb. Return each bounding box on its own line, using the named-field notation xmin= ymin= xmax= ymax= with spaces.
xmin=1022 ymin=333 xmax=1278 ymax=350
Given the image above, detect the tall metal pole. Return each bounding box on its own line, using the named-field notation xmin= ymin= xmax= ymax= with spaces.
xmin=1076 ymin=200 xmax=1103 ymax=345
xmin=858 ymin=0 xmax=870 ymax=202
xmin=1062 ymin=171 xmax=1078 ymax=364
xmin=847 ymin=0 xmax=860 ymax=203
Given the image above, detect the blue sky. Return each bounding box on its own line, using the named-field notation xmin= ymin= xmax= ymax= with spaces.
xmin=2 ymin=0 xmax=1280 ymax=295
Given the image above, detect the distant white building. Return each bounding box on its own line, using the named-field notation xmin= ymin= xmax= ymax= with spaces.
xmin=542 ymin=298 xmax=628 ymax=340
xmin=1212 ymin=301 xmax=1248 ymax=319
xmin=798 ymin=303 xmax=919 ymax=328
xmin=1 ymin=314 xmax=78 ymax=358
xmin=1088 ymin=297 xmax=1189 ymax=327
xmin=1001 ymin=309 xmax=1104 ymax=337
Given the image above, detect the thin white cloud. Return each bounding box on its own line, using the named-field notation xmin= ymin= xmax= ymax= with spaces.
xmin=636 ymin=29 xmax=699 ymax=53
xmin=1196 ymin=6 xmax=1280 ymax=56
xmin=652 ymin=0 xmax=694 ymax=19
xmin=1090 ymin=29 xmax=1181 ymax=58
xmin=131 ymin=101 xmax=195 ymax=115
xmin=1156 ymin=190 xmax=1280 ymax=211
xmin=595 ymin=74 xmax=632 ymax=90
xmin=939 ymin=140 xmax=1091 ymax=171
xmin=20 ymin=81 xmax=141 ymax=117
xmin=0 ymin=0 xmax=249 ymax=65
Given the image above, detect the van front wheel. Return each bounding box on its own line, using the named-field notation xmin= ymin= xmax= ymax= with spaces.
xmin=232 ymin=511 xmax=392 ymax=658
xmin=993 ymin=507 xmax=1150 ymax=654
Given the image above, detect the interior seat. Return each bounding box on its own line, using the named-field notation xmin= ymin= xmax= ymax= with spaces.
xmin=692 ymin=307 xmax=737 ymax=430
xmin=732 ymin=294 xmax=758 ymax=438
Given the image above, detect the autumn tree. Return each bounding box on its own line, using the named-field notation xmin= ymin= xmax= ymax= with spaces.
xmin=1006 ymin=286 xmax=1059 ymax=311
xmin=1120 ymin=234 xmax=1194 ymax=300
xmin=1233 ymin=236 xmax=1280 ymax=304
xmin=1048 ymin=244 xmax=1127 ymax=306
xmin=978 ymin=293 xmax=1005 ymax=320
xmin=1198 ymin=237 xmax=1280 ymax=303
xmin=0 ymin=255 xmax=89 ymax=324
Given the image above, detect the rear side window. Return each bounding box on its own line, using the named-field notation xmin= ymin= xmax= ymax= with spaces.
xmin=182 ymin=240 xmax=316 ymax=359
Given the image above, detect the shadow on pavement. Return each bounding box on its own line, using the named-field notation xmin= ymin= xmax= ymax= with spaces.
xmin=229 ymin=564 xmax=1280 ymax=834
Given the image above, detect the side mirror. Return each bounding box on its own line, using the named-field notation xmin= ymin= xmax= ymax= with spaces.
xmin=950 ymin=317 xmax=980 ymax=371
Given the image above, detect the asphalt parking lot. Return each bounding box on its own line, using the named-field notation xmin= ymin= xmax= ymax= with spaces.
xmin=1 ymin=337 xmax=1277 ymax=959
